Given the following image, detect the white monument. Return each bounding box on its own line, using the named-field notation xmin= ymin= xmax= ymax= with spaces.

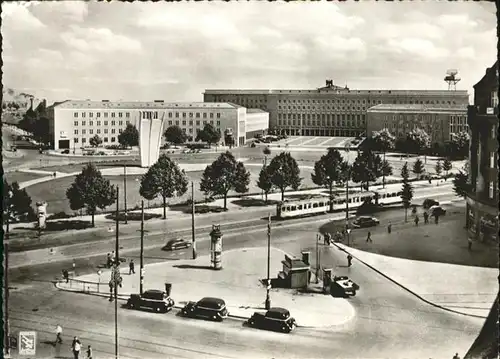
xmin=36 ymin=201 xmax=48 ymax=229
xmin=138 ymin=110 xmax=166 ymax=168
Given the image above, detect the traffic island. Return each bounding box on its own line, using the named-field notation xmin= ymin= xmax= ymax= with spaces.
xmin=56 ymin=247 xmax=355 ymax=328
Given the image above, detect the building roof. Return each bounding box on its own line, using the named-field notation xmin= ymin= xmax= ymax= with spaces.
xmin=366 ymin=103 xmax=467 ymax=114
xmin=246 ymin=108 xmax=268 ymax=114
xmin=53 ymin=100 xmax=242 ymax=110
xmin=204 ymin=89 xmax=469 ymax=97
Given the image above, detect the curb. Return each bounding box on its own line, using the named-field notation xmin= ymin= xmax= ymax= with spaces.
xmin=331 ymin=243 xmax=488 ymax=319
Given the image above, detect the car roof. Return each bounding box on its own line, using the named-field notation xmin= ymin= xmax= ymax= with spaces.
xmin=198 ymin=297 xmax=225 ymax=305
xmin=268 ymin=307 xmax=289 ymax=314
xmin=144 ymin=289 xmax=164 ymax=294
xmin=167 ymin=238 xmax=183 ymax=244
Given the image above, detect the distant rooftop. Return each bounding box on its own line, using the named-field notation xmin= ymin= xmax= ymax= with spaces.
xmin=53 ymin=100 xmax=242 ymax=110
xmin=367 ymin=104 xmax=467 ymax=113
xmin=246 ymin=108 xmax=268 ymax=114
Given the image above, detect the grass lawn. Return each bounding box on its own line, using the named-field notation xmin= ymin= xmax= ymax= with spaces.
xmin=24 ymin=166 xmax=316 ymax=215
xmin=4 ymin=171 xmax=49 ymax=185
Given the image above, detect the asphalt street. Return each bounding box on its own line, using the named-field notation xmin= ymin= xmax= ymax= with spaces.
xmin=8 ymin=201 xmax=483 ymax=359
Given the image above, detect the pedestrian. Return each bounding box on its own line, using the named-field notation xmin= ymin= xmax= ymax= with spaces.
xmin=415 ymin=215 xmax=419 ymax=227
xmin=387 ymin=222 xmax=392 ymax=234
xmin=53 ymin=172 xmax=57 ymax=178
xmin=111 ymin=251 xmax=115 ymax=264
xmin=468 ymin=237 xmax=473 ymax=251
xmin=423 ymin=212 xmax=429 ymax=224
xmin=86 ymin=345 xmax=93 ymax=359
xmin=72 ymin=336 xmax=81 ymax=359
xmin=366 ymin=231 xmax=372 ymax=243
xmin=434 ymin=214 xmax=439 ymax=224
xmin=129 ymin=259 xmax=135 ymax=275
xmin=106 ymin=253 xmax=112 ymax=268
xmin=347 ymin=254 xmax=353 ymax=267
xmin=62 ymin=269 xmax=69 ymax=283
xmin=55 ymin=324 xmax=63 ymax=344
xmin=109 ymin=281 xmax=114 ymax=301
xmin=452 ymin=353 xmax=460 ymax=359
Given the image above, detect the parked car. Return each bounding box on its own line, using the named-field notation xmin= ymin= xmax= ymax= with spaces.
xmin=126 ymin=289 xmax=175 ymax=313
xmin=61 ymin=149 xmax=70 ymax=154
xmin=162 ymin=238 xmax=192 ymax=251
xmin=181 ymin=297 xmax=228 ymax=321
xmin=423 ymin=199 xmax=440 ymax=209
xmin=429 ymin=205 xmax=446 ymax=217
xmin=330 ymin=276 xmax=359 ymax=297
xmin=351 ymin=216 xmax=379 ymax=228
xmin=247 ymin=307 xmax=296 ymax=333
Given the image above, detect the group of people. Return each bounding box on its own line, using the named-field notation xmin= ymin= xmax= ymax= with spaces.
xmin=55 ymin=324 xmax=93 ymax=359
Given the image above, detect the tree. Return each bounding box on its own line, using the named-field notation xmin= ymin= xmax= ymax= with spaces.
xmin=449 ymin=131 xmax=470 ymax=159
xmin=257 ymin=165 xmax=273 ymax=203
xmin=32 ymin=116 xmax=51 ymax=145
xmin=453 ymin=160 xmax=471 ymax=199
xmin=311 ymin=148 xmax=345 ymax=212
xmin=400 ymin=162 xmax=414 ymax=223
xmin=435 ymin=159 xmax=442 ymax=177
xmin=66 ymin=163 xmax=117 ymax=226
xmin=406 ymin=128 xmax=431 ymax=161
xmin=267 ymin=152 xmax=302 ymax=201
xmin=350 ymin=150 xmax=383 ymax=191
xmin=139 ymin=154 xmax=189 ymax=219
xmin=263 ymin=147 xmax=271 ymax=166
xmin=381 ymin=160 xmax=393 ymax=178
xmin=199 ymin=152 xmax=250 ymax=210
xmin=196 ymin=123 xmax=221 ymax=148
xmin=3 ymin=180 xmax=36 ymax=222
xmin=118 ymin=123 xmax=139 ymax=147
xmin=443 ymin=158 xmax=453 ymax=179
xmin=372 ymin=129 xmax=396 ymax=188
xmin=89 ymin=135 xmax=103 ymax=148
xmin=163 ymin=125 xmax=187 ymax=145
xmin=412 ymin=158 xmax=425 ymax=180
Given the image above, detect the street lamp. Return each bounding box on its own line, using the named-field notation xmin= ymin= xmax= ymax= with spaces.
xmin=344 ymin=145 xmax=351 ymax=246
xmin=4 ymin=190 xmax=13 ymax=358
xmin=265 ymin=213 xmax=272 ymax=310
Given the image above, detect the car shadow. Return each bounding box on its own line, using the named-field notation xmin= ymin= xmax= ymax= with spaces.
xmin=172 ymin=264 xmax=213 ymax=270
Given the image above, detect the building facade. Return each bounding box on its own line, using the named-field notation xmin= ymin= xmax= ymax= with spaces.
xmin=465 ymin=61 xmax=498 ymax=243
xmin=366 ymin=104 xmax=468 ymax=144
xmin=48 ymin=100 xmax=268 ymax=150
xmin=204 ymin=80 xmax=469 ymax=137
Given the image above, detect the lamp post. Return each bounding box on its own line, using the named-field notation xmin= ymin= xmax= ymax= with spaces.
xmin=4 ymin=190 xmax=13 ymax=358
xmin=114 ymin=187 xmax=120 ymax=359
xmin=191 ymin=182 xmax=197 ymax=260
xmin=123 ymin=165 xmax=128 ymax=224
xmin=345 ymin=145 xmax=351 ymax=247
xmin=140 ymin=200 xmax=145 ymax=294
xmin=265 ymin=213 xmax=271 ymax=310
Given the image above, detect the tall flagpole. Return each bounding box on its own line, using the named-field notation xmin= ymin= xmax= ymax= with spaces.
xmin=191 ymin=182 xmax=197 ymax=259
xmin=140 ymin=200 xmax=144 ymax=295
xmin=124 ymin=165 xmax=128 ymax=224
xmin=265 ymin=213 xmax=271 ymax=310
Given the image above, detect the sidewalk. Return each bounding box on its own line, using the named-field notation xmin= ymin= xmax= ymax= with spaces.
xmin=56 ymin=247 xmax=356 ymax=328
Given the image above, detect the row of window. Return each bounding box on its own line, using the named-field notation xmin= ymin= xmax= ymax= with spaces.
xmin=167 ymin=120 xmax=221 ymax=127
xmin=277 ymin=119 xmax=363 ymax=128
xmin=167 ymin=112 xmax=222 ymax=119
xmin=278 ymin=113 xmax=366 ymax=122
xmin=279 ymin=106 xmax=367 ymax=111
xmin=74 ymin=120 xmax=130 ymax=127
xmin=277 ymin=99 xmax=458 ymax=105
xmin=74 ymin=137 xmax=116 ymax=144
xmin=74 ymin=112 xmax=130 ymax=118
xmin=75 ymin=128 xmax=122 ymax=135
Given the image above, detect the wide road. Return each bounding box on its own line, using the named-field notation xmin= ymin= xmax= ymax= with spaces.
xmin=8 ymin=202 xmax=482 ymax=359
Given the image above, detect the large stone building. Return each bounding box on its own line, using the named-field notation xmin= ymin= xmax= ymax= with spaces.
xmin=204 ymin=80 xmax=469 ymax=137
xmin=366 ymin=104 xmax=468 ymax=144
xmin=465 ymin=61 xmax=498 ymax=243
xmin=47 ymin=100 xmax=268 ymax=150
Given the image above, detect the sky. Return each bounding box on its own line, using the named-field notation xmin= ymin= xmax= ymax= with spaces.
xmin=2 ymin=1 xmax=497 ymax=105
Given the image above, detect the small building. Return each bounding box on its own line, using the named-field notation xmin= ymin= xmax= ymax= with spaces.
xmin=278 ymin=254 xmax=310 ymax=289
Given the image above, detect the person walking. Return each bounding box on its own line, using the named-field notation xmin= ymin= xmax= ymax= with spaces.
xmin=423 ymin=211 xmax=429 ymax=224
xmin=72 ymin=336 xmax=81 ymax=359
xmin=468 ymin=237 xmax=473 ymax=251
xmin=55 ymin=324 xmax=63 ymax=344
xmin=387 ymin=222 xmax=392 ymax=234
xmin=86 ymin=345 xmax=93 ymax=359
xmin=347 ymin=254 xmax=353 ymax=267
xmin=414 ymin=215 xmax=419 ymax=227
xmin=129 ymin=259 xmax=135 ymax=275
xmin=106 ymin=253 xmax=112 ymax=268
xmin=452 ymin=353 xmax=460 ymax=359
xmin=434 ymin=214 xmax=439 ymax=224
xmin=109 ymin=280 xmax=114 ymax=301
xmin=62 ymin=269 xmax=69 ymax=283
xmin=366 ymin=231 xmax=372 ymax=243
xmin=111 ymin=251 xmax=116 ymax=265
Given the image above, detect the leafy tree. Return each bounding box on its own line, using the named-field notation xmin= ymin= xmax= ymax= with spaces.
xmin=118 ymin=123 xmax=139 ymax=147
xmin=435 ymin=159 xmax=442 ymax=177
xmin=257 ymin=165 xmax=273 ymax=203
xmin=351 ymin=150 xmax=383 ymax=191
xmin=311 ymin=148 xmax=345 ymax=212
xmin=32 ymin=116 xmax=51 ymax=145
xmin=449 ymin=131 xmax=470 ymax=159
xmin=372 ymin=128 xmax=396 ymax=188
xmin=139 ymin=154 xmax=189 ymax=219
xmin=196 ymin=123 xmax=221 ymax=148
xmin=89 ymin=135 xmax=103 ymax=148
xmin=412 ymin=158 xmax=425 ymax=179
xmin=66 ymin=163 xmax=117 ymax=226
xmin=163 ymin=125 xmax=187 ymax=145
xmin=3 ymin=180 xmax=36 ymax=222
xmin=263 ymin=147 xmax=271 ymax=166
xmin=267 ymin=152 xmax=302 ymax=201
xmin=406 ymin=128 xmax=431 ymax=161
xmin=400 ymin=162 xmax=414 ymax=223
xmin=452 ymin=160 xmax=471 ymax=199
xmin=381 ymin=160 xmax=393 ymax=178
xmin=199 ymin=152 xmax=250 ymax=210
xmin=443 ymin=158 xmax=453 ymax=179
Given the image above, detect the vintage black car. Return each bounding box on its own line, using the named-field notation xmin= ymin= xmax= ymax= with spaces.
xmin=181 ymin=297 xmax=228 ymax=321
xmin=330 ymin=276 xmax=360 ymax=297
xmin=162 ymin=238 xmax=192 ymax=251
xmin=352 ymin=216 xmax=380 ymax=228
xmin=126 ymin=289 xmax=175 ymax=313
xmin=423 ymin=198 xmax=440 ymax=209
xmin=248 ymin=307 xmax=296 ymax=333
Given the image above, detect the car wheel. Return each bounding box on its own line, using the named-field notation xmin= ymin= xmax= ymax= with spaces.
xmin=155 ymin=306 xmax=161 ymax=313
xmin=248 ymin=319 xmax=255 ymax=326
xmin=182 ymin=310 xmax=188 ymax=316
xmin=128 ymin=302 xmax=135 ymax=309
xmin=282 ymin=326 xmax=289 ymax=333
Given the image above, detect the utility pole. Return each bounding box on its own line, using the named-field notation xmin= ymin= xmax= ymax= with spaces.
xmin=191 ymin=182 xmax=197 ymax=259
xmin=140 ymin=200 xmax=144 ymax=295
xmin=345 ymin=146 xmax=351 ymax=247
xmin=315 ymin=234 xmax=319 ymax=284
xmin=4 ymin=191 xmax=12 ymax=358
xmin=114 ymin=187 xmax=119 ymax=359
xmin=123 ymin=165 xmax=128 ymax=224
xmin=265 ymin=213 xmax=271 ymax=310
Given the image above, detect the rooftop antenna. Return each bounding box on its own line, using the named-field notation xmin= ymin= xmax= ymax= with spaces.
xmin=444 ymin=69 xmax=461 ymax=91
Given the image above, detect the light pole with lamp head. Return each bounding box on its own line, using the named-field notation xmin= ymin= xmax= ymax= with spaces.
xmin=344 ymin=144 xmax=352 ymax=247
